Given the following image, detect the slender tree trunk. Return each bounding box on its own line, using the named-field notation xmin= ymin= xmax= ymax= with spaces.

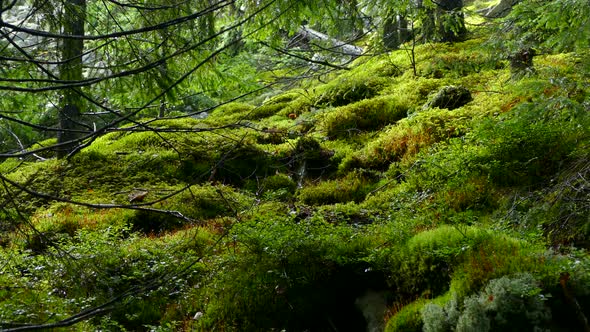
xmin=58 ymin=0 xmax=85 ymax=158
xmin=420 ymin=0 xmax=466 ymax=42
xmin=383 ymin=14 xmax=410 ymax=50
xmin=225 ymin=3 xmax=245 ymax=55
xmin=437 ymin=0 xmax=466 ymax=42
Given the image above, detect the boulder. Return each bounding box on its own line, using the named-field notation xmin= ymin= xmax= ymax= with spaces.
xmin=422 ymin=85 xmax=472 ymax=110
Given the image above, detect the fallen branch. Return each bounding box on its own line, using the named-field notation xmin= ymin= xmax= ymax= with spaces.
xmin=298 ymin=26 xmax=363 ymax=56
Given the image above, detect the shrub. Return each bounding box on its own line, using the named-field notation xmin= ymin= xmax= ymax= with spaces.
xmin=473 ymin=118 xmax=571 ymax=187
xmin=390 ymin=226 xmax=490 ymax=297
xmin=422 ymin=274 xmax=551 ymax=332
xmin=450 ymin=234 xmax=545 ymax=297
xmin=0 ymin=225 xmax=208 ymax=330
xmin=473 ymin=99 xmax=584 ymax=187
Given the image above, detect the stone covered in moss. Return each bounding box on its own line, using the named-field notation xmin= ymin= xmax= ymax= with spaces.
xmin=423 ymin=85 xmax=472 ymax=110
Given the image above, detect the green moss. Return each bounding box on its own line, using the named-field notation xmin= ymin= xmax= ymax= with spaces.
xmin=289 ymin=136 xmax=337 ymax=179
xmin=257 ymin=173 xmax=297 ymax=200
xmin=203 ymin=102 xmax=255 ymax=125
xmin=2 ymin=26 xmax=589 ymax=331
xmin=194 ymin=217 xmax=380 ymax=331
xmin=313 ymin=76 xmax=388 ymax=107
xmin=386 ymin=293 xmax=453 ymax=332
xmin=385 ymin=299 xmax=428 ymax=332
xmin=147 ymin=117 xmax=203 ymax=129
xmin=298 ymin=170 xmax=378 ymax=205
xmin=26 ymin=137 xmax=58 ymax=159
xmin=211 ymin=102 xmax=254 ymax=116
xmin=341 ymin=107 xmax=474 ymax=171
xmin=282 ymin=95 xmax=315 ymax=116
xmin=317 ymin=95 xmax=410 ymax=138
xmin=250 ymin=91 xmax=305 ymax=119
xmin=417 ymin=41 xmax=504 ymax=79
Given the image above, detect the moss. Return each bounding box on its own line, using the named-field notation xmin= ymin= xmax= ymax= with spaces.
xmin=289 ymin=136 xmax=337 ymax=180
xmin=282 ymin=96 xmax=315 ymax=117
xmin=418 ymin=45 xmax=504 ymax=79
xmin=318 ymin=202 xmax=377 ymax=224
xmin=3 ymin=27 xmax=590 ymax=331
xmin=347 ymin=52 xmax=405 ymax=78
xmin=385 ymin=299 xmax=428 ymax=332
xmin=313 ymin=76 xmax=388 ymax=107
xmin=214 ymin=143 xmax=273 ymax=185
xmin=298 ymin=170 xmax=378 ymax=205
xmin=147 ymin=117 xmax=203 ymax=129
xmin=194 ymin=217 xmax=382 ymax=331
xmin=250 ymin=91 xmax=305 ymax=119
xmin=202 ymin=102 xmax=255 ymax=125
xmin=250 ymin=102 xmax=286 ymax=119
xmin=381 ymin=77 xmax=445 ymax=108
xmin=211 ymin=102 xmax=254 ymax=116
xmin=317 ymin=95 xmax=410 ymax=138
xmin=27 ymin=137 xmax=58 ymax=159
xmin=127 ymin=183 xmax=254 ymax=234
xmin=257 ymin=173 xmax=297 ymax=200
xmin=386 ymin=293 xmax=453 ymax=332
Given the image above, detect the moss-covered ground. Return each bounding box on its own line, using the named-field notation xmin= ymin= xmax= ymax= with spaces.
xmin=1 ymin=31 xmax=589 ymax=331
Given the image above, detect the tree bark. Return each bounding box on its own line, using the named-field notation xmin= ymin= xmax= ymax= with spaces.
xmin=420 ymin=0 xmax=466 ymax=42
xmin=57 ymin=0 xmax=85 ymax=158
xmin=383 ymin=14 xmax=410 ymax=50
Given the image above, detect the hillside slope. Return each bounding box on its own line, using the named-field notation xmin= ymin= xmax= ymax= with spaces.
xmin=1 ymin=37 xmax=589 ymax=331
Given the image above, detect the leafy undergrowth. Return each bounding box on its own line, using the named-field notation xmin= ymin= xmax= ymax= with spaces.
xmin=1 ymin=35 xmax=589 ymax=331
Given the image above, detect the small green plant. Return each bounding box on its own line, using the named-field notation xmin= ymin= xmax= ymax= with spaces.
xmin=422 ymin=274 xmax=551 ymax=332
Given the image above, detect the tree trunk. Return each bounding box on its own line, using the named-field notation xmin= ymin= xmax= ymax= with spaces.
xmin=225 ymin=2 xmax=245 ymax=55
xmin=383 ymin=14 xmax=410 ymax=50
xmin=509 ymin=48 xmax=535 ymax=75
xmin=58 ymin=0 xmax=85 ymax=158
xmin=420 ymin=0 xmax=466 ymax=42
xmin=437 ymin=0 xmax=466 ymax=42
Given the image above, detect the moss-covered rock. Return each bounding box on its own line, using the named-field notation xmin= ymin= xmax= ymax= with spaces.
xmin=318 ymin=95 xmax=410 ymax=138
xmin=422 ymin=85 xmax=473 ymax=110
